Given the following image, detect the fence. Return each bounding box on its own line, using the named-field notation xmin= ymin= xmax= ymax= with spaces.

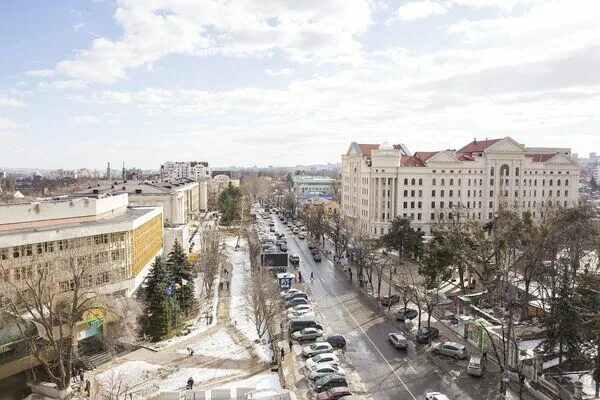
xmin=160 ymin=387 xmax=259 ymax=400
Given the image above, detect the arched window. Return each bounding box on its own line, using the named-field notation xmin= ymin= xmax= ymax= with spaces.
xmin=549 ymin=179 xmax=553 ymax=186
xmin=411 ymin=178 xmax=416 ymax=185
xmin=450 ymin=178 xmax=454 ymax=185
xmin=418 ymin=178 xmax=423 ymax=185
xmin=404 ymin=178 xmax=408 ymax=185
xmin=490 ymin=167 xmax=495 ymax=176
xmin=557 ymin=179 xmax=561 ymax=186
xmin=515 ymin=167 xmax=520 ymax=176
xmin=432 ymin=178 xmax=436 ymax=186
xmin=500 ymin=164 xmax=510 ymax=177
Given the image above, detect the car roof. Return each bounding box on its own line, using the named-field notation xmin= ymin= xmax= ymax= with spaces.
xmin=389 ymin=332 xmax=405 ymax=339
xmin=443 ymin=341 xmax=463 ymax=347
xmin=329 ymin=387 xmax=351 ymax=393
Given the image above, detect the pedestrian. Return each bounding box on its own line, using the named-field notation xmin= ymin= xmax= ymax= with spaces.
xmin=482 ymin=350 xmax=488 ymax=362
xmin=298 ymin=271 xmax=302 ymax=282
xmin=219 ymin=281 xmax=223 ymax=290
xmin=187 ymin=376 xmax=194 ymax=390
xmin=85 ymin=380 xmax=91 ymax=397
xmin=310 ymin=271 xmax=314 ymax=282
xmin=289 ymin=339 xmax=293 ymax=352
xmin=280 ymin=347 xmax=285 ymax=361
xmin=190 ymin=349 xmax=194 ymax=357
xmin=226 ymin=281 xmax=230 ymax=289
xmin=71 ymin=366 xmax=77 ymax=383
xmin=79 ymin=369 xmax=84 ymax=382
xmin=349 ymin=270 xmax=353 ymax=281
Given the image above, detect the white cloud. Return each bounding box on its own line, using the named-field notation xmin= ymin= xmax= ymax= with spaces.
xmin=264 ymin=68 xmax=293 ymax=76
xmin=0 ymin=117 xmax=20 ymax=130
xmin=39 ymin=80 xmax=88 ymax=89
xmin=68 ymin=115 xmax=100 ymax=124
xmin=56 ymin=0 xmax=372 ymax=83
xmin=24 ymin=69 xmax=55 ymax=77
xmin=395 ymin=1 xmax=448 ymax=21
xmin=0 ymin=96 xmax=25 ymax=107
xmin=73 ymin=23 xmax=85 ymax=32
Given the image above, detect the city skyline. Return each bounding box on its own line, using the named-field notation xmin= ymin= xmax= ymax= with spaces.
xmin=1 ymin=0 xmax=600 ymax=169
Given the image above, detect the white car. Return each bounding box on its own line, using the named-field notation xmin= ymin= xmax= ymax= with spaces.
xmin=302 ymin=342 xmax=333 ymax=358
xmin=293 ymin=228 xmax=300 ymax=234
xmin=291 ymin=304 xmax=312 ymax=312
xmin=284 ymin=291 xmax=306 ymax=301
xmin=308 ymin=364 xmax=345 ymax=381
xmin=425 ymin=393 xmax=450 ymax=400
xmin=305 ymin=353 xmax=340 ymax=370
xmin=281 ymin=288 xmax=301 ymax=298
xmin=287 ymin=309 xmax=315 ymax=319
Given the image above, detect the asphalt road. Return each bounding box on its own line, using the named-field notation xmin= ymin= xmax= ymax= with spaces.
xmin=273 ymin=215 xmax=498 ymax=400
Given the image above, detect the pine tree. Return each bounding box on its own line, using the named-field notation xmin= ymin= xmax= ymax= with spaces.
xmin=167 ymin=239 xmax=196 ymax=316
xmin=144 ymin=256 xmax=172 ymax=340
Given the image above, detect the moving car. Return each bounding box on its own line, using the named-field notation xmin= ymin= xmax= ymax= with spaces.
xmin=308 ymin=364 xmax=345 ymax=381
xmin=416 ymin=327 xmax=439 ymax=344
xmin=313 ymin=253 xmax=322 ymax=262
xmin=380 ymin=295 xmax=400 ymax=306
xmin=302 ymin=342 xmax=333 ymax=358
xmin=425 ymin=393 xmax=450 ymax=400
xmin=467 ymin=355 xmax=484 ymax=377
xmin=305 ymin=353 xmax=339 ymax=370
xmin=317 ymin=335 xmax=347 ymax=349
xmin=289 ymin=254 xmax=300 ymax=264
xmin=292 ymin=327 xmax=323 ymax=342
xmin=315 ymin=387 xmax=352 ymax=400
xmin=394 ymin=308 xmax=418 ymax=321
xmin=388 ymin=332 xmax=409 ymax=350
xmin=314 ymin=374 xmax=348 ymax=393
xmin=433 ymin=342 xmax=468 ymax=359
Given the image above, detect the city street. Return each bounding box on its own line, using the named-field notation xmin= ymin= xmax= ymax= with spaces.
xmin=274 ymin=216 xmax=500 ymax=400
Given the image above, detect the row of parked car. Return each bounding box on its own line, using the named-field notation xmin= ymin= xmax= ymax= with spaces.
xmin=280 ymin=288 xmax=359 ymax=400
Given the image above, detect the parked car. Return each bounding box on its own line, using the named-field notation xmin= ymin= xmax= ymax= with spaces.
xmin=269 ymin=222 xmax=275 ymax=227
xmin=467 ymin=355 xmax=484 ymax=377
xmin=310 ymin=248 xmax=320 ymax=255
xmin=286 ymin=298 xmax=309 ymax=308
xmin=308 ymin=364 xmax=345 ymax=381
xmin=432 ymin=342 xmax=468 ymax=359
xmin=388 ymin=332 xmax=409 ymax=350
xmin=281 ymin=288 xmax=301 ymax=298
xmin=292 ymin=327 xmax=323 ymax=342
xmin=314 ymin=374 xmax=348 ymax=393
xmin=307 ymin=243 xmax=316 ymax=250
xmin=293 ymin=228 xmax=300 ymax=234
xmin=290 ymin=304 xmax=312 ymax=313
xmin=317 ymin=335 xmax=347 ymax=349
xmin=394 ymin=307 xmax=418 ymax=321
xmin=289 ymin=312 xmax=316 ymax=321
xmin=279 ymin=243 xmax=288 ymax=252
xmin=315 ymin=387 xmax=352 ymax=400
xmin=289 ymin=319 xmax=324 ymax=334
xmin=302 ymin=342 xmax=333 ymax=358
xmin=287 ymin=308 xmax=313 ymax=319
xmin=380 ymin=295 xmax=400 ymax=306
xmin=313 ymin=253 xmax=322 ymax=262
xmin=305 ymin=353 xmax=339 ymax=370
xmin=289 ymin=254 xmax=300 ymax=264
xmin=283 ymin=290 xmax=304 ymax=300
xmin=298 ymin=233 xmax=306 ymax=240
xmin=425 ymin=393 xmax=450 ymax=400
xmin=287 ymin=222 xmax=293 ymax=227
xmin=287 ymin=292 xmax=308 ymax=301
xmin=416 ymin=327 xmax=439 ymax=343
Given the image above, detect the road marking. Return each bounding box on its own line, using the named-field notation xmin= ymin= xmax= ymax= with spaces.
xmin=322 ymin=284 xmax=418 ymax=400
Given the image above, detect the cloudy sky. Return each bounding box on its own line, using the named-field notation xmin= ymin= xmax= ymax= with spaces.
xmin=1 ymin=0 xmax=600 ymax=169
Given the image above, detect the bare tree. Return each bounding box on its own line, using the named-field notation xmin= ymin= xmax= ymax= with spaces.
xmin=244 ymin=269 xmax=280 ymax=339
xmin=328 ymin=213 xmax=349 ymax=262
xmin=197 ymin=230 xmax=221 ymax=300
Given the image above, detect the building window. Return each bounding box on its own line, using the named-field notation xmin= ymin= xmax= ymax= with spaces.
xmin=450 ymin=178 xmax=454 ymax=185
xmin=418 ymin=178 xmax=423 ymax=185
xmin=449 ymin=190 xmax=454 ymax=197
xmin=418 ymin=201 xmax=422 ymax=208
xmin=500 ymin=164 xmax=510 ymax=177
xmin=418 ymin=190 xmax=422 ymax=197
xmin=411 ymin=201 xmax=415 ymax=208
xmin=431 ymin=201 xmax=436 ymax=208
xmin=411 ymin=190 xmax=415 ymax=197
xmin=404 ymin=190 xmax=408 ymax=197
xmin=411 ymin=178 xmax=416 ymax=185
xmin=417 ymin=213 xmax=422 ymax=221
xmin=441 ymin=190 xmax=445 ymax=197
xmin=432 ymin=190 xmax=436 ymax=197
xmin=403 ymin=202 xmax=408 ymax=209
xmin=441 ymin=178 xmax=445 ymax=185
xmin=432 ymin=178 xmax=436 ymax=186
xmin=490 ymin=190 xmax=494 ymax=197
xmin=489 ymin=201 xmax=493 ymax=208
xmin=440 ymin=201 xmax=445 ymax=208
xmin=404 ymin=178 xmax=408 ymax=185
xmin=490 ymin=167 xmax=495 ymax=176
xmin=431 ymin=213 xmax=435 ymax=220
xmin=490 ymin=179 xmax=494 ymax=186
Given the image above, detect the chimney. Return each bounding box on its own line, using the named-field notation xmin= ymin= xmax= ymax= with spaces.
xmin=473 ymin=137 xmax=477 ymax=144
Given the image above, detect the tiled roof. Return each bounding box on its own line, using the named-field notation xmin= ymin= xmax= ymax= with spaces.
xmin=400 ymin=155 xmax=425 ymax=167
xmin=414 ymin=151 xmax=439 ymax=162
xmin=526 ymin=153 xmax=556 ymax=162
xmin=457 ymin=139 xmax=501 ymax=154
xmin=358 ymin=143 xmax=402 ymax=156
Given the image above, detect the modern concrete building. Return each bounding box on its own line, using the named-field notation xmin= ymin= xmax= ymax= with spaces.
xmin=160 ymin=161 xmax=211 ymax=182
xmin=0 ymin=194 xmax=163 ymax=381
xmin=292 ymin=175 xmax=336 ymax=194
xmin=342 ymin=137 xmax=580 ymax=237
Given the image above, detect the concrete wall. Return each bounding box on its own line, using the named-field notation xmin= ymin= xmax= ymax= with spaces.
xmin=164 ymin=224 xmax=190 ymax=256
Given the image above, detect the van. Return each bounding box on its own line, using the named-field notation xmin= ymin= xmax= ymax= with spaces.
xmin=289 ymin=319 xmax=324 ymax=333
xmin=467 ymin=355 xmax=484 ymax=376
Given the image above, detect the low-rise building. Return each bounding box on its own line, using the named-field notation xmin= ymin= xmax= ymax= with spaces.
xmin=292 ymin=175 xmax=336 ymax=194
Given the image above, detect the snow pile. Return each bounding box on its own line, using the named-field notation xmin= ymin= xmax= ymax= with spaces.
xmin=216 ymin=372 xmax=281 ymax=390
xmin=226 ymin=237 xmax=273 ymax=363
xmin=175 ymin=329 xmax=250 ymax=360
xmin=94 ymin=360 xmax=240 ymax=399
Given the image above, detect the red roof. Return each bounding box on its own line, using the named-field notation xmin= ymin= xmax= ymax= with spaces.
xmin=457 ymin=139 xmax=501 ymax=154
xmin=400 ymin=155 xmax=425 ymax=167
xmin=358 ymin=143 xmax=402 ymax=156
xmin=414 ymin=151 xmax=439 ymax=162
xmin=526 ymin=153 xmax=555 ymax=162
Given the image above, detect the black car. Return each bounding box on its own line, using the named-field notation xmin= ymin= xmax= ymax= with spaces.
xmin=289 ymin=319 xmax=323 ymax=333
xmin=380 ymin=295 xmax=400 ymax=306
xmin=310 ymin=248 xmax=320 ymax=255
xmin=307 ymin=243 xmax=316 ymax=250
xmin=416 ymin=326 xmax=439 ymax=343
xmin=394 ymin=308 xmax=418 ymax=321
xmin=313 ymin=253 xmax=322 ymax=262
xmin=318 ymin=335 xmax=347 ymax=349
xmin=314 ymin=374 xmax=348 ymax=393
xmin=289 ymin=254 xmax=300 ymax=264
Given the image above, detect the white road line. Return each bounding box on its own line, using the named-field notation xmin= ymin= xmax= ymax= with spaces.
xmin=322 ymin=283 xmax=418 ymax=400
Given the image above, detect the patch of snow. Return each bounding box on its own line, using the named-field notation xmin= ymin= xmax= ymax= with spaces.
xmin=519 ymin=339 xmax=544 ymax=351
xmin=216 ymin=372 xmax=281 ymax=390
xmin=175 ymin=329 xmax=250 ymax=360
xmin=226 ymin=237 xmax=273 ymax=363
xmin=543 ymin=357 xmax=560 ymax=369
xmin=562 ymin=373 xmax=598 ymax=398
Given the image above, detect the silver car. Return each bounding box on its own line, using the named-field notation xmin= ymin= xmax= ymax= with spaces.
xmin=302 ymin=342 xmax=333 ymax=358
xmin=433 ymin=341 xmax=468 ymax=359
xmin=292 ymin=327 xmax=323 ymax=342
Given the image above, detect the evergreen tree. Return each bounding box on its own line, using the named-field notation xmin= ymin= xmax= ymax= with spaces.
xmin=144 ymin=257 xmax=172 ymax=340
xmin=167 ymin=239 xmax=196 ymax=315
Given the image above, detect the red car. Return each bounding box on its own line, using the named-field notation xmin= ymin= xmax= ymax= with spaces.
xmin=316 ymin=387 xmax=352 ymax=400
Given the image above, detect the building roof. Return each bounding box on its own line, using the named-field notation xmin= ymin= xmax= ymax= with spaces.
xmin=457 ymin=138 xmax=501 ymax=154
xmin=400 ymin=155 xmax=426 ymax=167
xmin=75 ymin=180 xmax=197 ymax=196
xmin=358 ymin=143 xmax=402 ymax=156
xmin=525 ymin=153 xmax=556 ymax=162
xmin=414 ymin=152 xmax=439 ymax=162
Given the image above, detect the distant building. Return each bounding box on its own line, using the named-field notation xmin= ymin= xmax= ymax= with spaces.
xmin=207 ymin=174 xmax=240 ymax=209
xmin=292 ymin=175 xmax=336 ymax=194
xmin=160 ymin=161 xmax=211 ymax=182
xmin=342 ymin=137 xmax=580 ymax=237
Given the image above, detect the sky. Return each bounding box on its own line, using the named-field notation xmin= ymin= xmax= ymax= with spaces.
xmin=1 ymin=0 xmax=600 ymax=169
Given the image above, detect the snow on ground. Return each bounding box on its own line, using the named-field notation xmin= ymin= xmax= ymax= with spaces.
xmin=94 ymin=360 xmax=240 ymax=399
xmin=175 ymin=329 xmax=251 ymax=360
xmin=519 ymin=339 xmax=544 ymax=351
xmin=563 ymin=373 xmax=598 ymax=398
xmin=214 ymin=372 xmax=281 ymax=390
xmin=543 ymin=357 xmax=560 ymax=369
xmin=226 ymin=236 xmax=273 ymax=363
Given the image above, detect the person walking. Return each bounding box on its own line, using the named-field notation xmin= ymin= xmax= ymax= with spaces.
xmin=349 ymin=270 xmax=353 ymax=281
xmin=310 ymin=271 xmax=314 ymax=282
xmin=289 ymin=339 xmax=293 ymax=352
xmin=79 ymin=369 xmax=84 ymax=383
xmin=187 ymin=376 xmax=194 ymax=390
xmin=84 ymin=380 xmax=91 ymax=397
xmin=298 ymin=271 xmax=302 ymax=282
xmin=280 ymin=347 xmax=285 ymax=361
xmin=482 ymin=350 xmax=488 ymax=362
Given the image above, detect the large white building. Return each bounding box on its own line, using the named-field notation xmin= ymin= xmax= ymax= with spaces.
xmin=292 ymin=175 xmax=336 ymax=194
xmin=160 ymin=161 xmax=212 ymax=182
xmin=342 ymin=137 xmax=580 ymax=237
